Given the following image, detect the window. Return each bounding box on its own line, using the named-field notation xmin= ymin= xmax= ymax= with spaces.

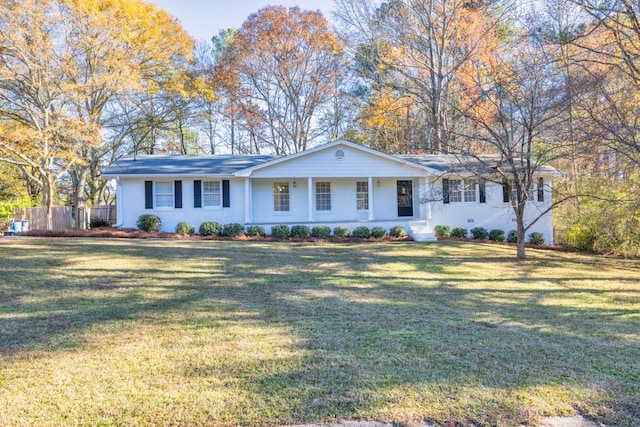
xmin=274 ymin=182 xmax=290 ymax=212
xmin=463 ymin=179 xmax=477 ymax=202
xmin=356 ymin=181 xmax=368 ymax=210
xmin=203 ymin=181 xmax=221 ymax=207
xmin=155 ymin=182 xmax=173 ymax=208
xmin=316 ymin=182 xmax=331 ymax=211
xmin=449 ymin=179 xmax=462 ymax=203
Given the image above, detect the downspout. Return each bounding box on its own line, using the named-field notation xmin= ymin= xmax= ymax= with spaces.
xmin=114 ymin=176 xmax=124 ymax=228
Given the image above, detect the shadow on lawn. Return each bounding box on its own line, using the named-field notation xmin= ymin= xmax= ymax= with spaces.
xmin=1 ymin=239 xmax=639 ymax=425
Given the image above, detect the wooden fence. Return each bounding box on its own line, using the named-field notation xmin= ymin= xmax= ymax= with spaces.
xmin=12 ymin=205 xmax=117 ymax=231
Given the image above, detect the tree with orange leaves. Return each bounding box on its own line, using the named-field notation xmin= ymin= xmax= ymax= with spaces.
xmin=0 ymin=0 xmax=194 ymax=228
xmin=214 ymin=6 xmax=345 ymax=155
xmin=336 ymin=0 xmax=504 ymax=153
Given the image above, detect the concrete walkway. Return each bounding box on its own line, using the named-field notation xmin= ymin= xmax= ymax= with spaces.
xmin=284 ymin=415 xmax=602 ymax=427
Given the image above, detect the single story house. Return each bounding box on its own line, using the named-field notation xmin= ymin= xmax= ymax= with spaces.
xmin=102 ymin=140 xmax=556 ymax=241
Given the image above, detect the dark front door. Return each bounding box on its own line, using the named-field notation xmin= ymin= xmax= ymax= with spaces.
xmin=397 ymin=180 xmax=413 ymax=217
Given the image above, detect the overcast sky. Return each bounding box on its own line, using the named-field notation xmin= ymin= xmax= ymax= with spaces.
xmin=149 ymin=0 xmax=335 ymax=41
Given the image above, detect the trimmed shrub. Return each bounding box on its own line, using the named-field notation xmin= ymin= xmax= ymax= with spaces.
xmin=199 ymin=221 xmax=222 ymax=236
xmin=389 ymin=225 xmax=408 ymax=238
xmin=311 ymin=226 xmax=331 ymax=239
xmin=290 ymin=225 xmax=311 ymax=238
xmin=507 ymin=229 xmax=518 ymax=243
xmin=175 ymin=221 xmax=195 ymax=235
xmin=434 ymin=225 xmax=451 ymax=238
xmin=370 ymin=226 xmax=387 ymax=239
xmin=137 ymin=214 xmax=161 ymax=232
xmin=529 ymin=232 xmax=545 ymax=245
xmin=271 ymin=225 xmax=290 ymax=239
xmin=245 ymin=225 xmax=266 ymax=237
xmin=488 ymin=229 xmax=505 ymax=242
xmin=470 ymin=227 xmax=489 ymax=240
xmin=333 ymin=226 xmax=349 ymax=238
xmin=223 ymin=223 xmax=244 ymax=237
xmin=90 ymin=218 xmax=109 ymax=228
xmin=352 ymin=226 xmax=371 ymax=238
xmin=450 ymin=227 xmax=467 ymax=238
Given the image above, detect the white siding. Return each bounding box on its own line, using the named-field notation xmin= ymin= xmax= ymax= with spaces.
xmin=117 ymin=178 xmax=246 ymax=232
xmin=249 ymin=145 xmax=425 ymax=178
xmin=251 ymin=178 xmax=420 ymax=223
xmin=428 ymin=177 xmax=554 ymax=241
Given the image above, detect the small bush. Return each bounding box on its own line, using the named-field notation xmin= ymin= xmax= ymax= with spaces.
xmin=290 ymin=225 xmax=310 ymax=238
xmin=90 ymin=218 xmax=109 ymax=228
xmin=175 ymin=221 xmax=195 ymax=235
xmin=271 ymin=225 xmax=290 ymax=239
xmin=223 ymin=223 xmax=244 ymax=237
xmin=137 ymin=214 xmax=161 ymax=232
xmin=529 ymin=232 xmax=545 ymax=245
xmin=370 ymin=226 xmax=387 ymax=239
xmin=311 ymin=226 xmax=331 ymax=239
xmin=352 ymin=226 xmax=371 ymax=238
xmin=488 ymin=229 xmax=505 ymax=242
xmin=199 ymin=221 xmax=222 ymax=236
xmin=434 ymin=225 xmax=451 ymax=238
xmin=450 ymin=227 xmax=467 ymax=238
xmin=470 ymin=227 xmax=489 ymax=240
xmin=507 ymin=230 xmax=518 ymax=243
xmin=389 ymin=225 xmax=408 ymax=238
xmin=246 ymin=225 xmax=266 ymax=237
xmin=333 ymin=226 xmax=349 ymax=238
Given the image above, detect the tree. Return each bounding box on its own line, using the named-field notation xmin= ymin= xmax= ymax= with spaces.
xmin=455 ymin=33 xmax=566 ymax=259
xmin=215 ymin=6 xmax=345 ymax=155
xmin=335 ymin=0 xmax=504 ymax=153
xmin=0 ymin=0 xmax=82 ymax=229
xmin=0 ymin=0 xmax=194 ymax=228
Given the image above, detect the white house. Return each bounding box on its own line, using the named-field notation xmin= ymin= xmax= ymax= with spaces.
xmin=102 ymin=140 xmax=556 ymax=241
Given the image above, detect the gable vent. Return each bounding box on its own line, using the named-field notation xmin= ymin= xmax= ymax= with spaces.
xmin=335 ymin=149 xmax=345 ymax=160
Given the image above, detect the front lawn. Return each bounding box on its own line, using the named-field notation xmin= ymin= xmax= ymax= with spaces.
xmin=0 ymin=238 xmax=638 ymax=426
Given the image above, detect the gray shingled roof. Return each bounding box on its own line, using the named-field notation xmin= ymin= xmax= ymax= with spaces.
xmin=101 ymin=152 xmax=556 ymax=177
xmin=102 ymin=155 xmax=278 ymax=176
xmin=400 ymin=154 xmax=557 ymax=175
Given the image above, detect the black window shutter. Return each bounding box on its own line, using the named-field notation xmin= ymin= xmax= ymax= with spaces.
xmin=145 ymin=181 xmax=153 ymax=209
xmin=442 ymin=179 xmax=450 ymax=204
xmin=479 ymin=178 xmax=486 ymax=203
xmin=222 ymin=180 xmax=230 ymax=207
xmin=537 ymin=177 xmax=544 ymax=202
xmin=194 ymin=180 xmax=202 ymax=208
xmin=502 ymin=181 xmax=510 ymax=203
xmin=174 ymin=180 xmax=182 ymax=209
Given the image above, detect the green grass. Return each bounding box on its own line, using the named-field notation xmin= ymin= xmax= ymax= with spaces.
xmin=0 ymin=238 xmax=638 ymax=426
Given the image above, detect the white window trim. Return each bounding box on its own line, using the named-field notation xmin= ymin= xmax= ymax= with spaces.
xmin=463 ymin=179 xmax=477 ymax=203
xmin=202 ymin=180 xmax=222 ymax=209
xmin=315 ymin=181 xmax=332 ymax=212
xmin=273 ymin=182 xmax=290 ymax=213
xmin=154 ymin=181 xmax=174 ymax=210
xmin=356 ymin=181 xmax=369 ymax=211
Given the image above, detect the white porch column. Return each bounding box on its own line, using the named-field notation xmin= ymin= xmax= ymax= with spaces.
xmin=307 ymin=177 xmax=313 ymax=222
xmin=244 ymin=178 xmax=252 ymax=224
xmin=368 ymin=176 xmax=374 ymax=221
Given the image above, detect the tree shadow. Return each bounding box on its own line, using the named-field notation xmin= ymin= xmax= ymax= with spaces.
xmin=0 ymin=239 xmax=638 ymax=425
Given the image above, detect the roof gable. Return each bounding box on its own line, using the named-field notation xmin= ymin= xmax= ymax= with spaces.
xmin=234 ymin=140 xmax=429 ymax=178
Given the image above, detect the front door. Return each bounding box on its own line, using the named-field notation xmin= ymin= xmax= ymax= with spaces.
xmin=397 ymin=180 xmax=413 ymax=217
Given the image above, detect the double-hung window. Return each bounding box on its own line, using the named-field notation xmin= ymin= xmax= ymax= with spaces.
xmin=316 ymin=182 xmax=331 ymax=211
xmin=463 ymin=179 xmax=477 ymax=202
xmin=203 ymin=181 xmax=221 ymax=207
xmin=449 ymin=179 xmax=462 ymax=203
xmin=274 ymin=182 xmax=290 ymax=212
xmin=155 ymin=182 xmax=174 ymax=208
xmin=356 ymin=181 xmax=368 ymax=210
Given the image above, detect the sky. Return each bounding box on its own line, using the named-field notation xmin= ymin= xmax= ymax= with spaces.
xmin=149 ymin=0 xmax=336 ymax=41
